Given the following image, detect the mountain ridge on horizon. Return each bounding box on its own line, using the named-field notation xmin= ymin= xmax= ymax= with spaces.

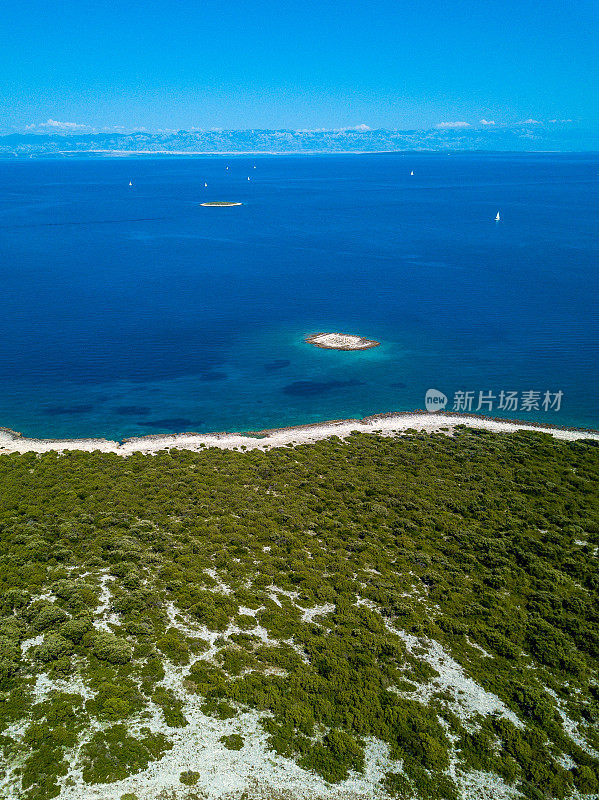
xmin=2 ymin=123 xmax=598 ymax=156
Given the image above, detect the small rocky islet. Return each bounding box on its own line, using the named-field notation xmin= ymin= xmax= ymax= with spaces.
xmin=199 ymin=201 xmax=243 ymax=207
xmin=305 ymin=332 xmax=380 ymax=350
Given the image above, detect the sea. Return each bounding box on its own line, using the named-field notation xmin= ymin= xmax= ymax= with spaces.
xmin=0 ymin=152 xmax=598 ymax=440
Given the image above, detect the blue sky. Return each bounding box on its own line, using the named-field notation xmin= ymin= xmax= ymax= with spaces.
xmin=1 ymin=0 xmax=597 ymax=133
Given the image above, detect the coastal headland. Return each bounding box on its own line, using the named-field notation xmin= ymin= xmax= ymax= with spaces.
xmin=0 ymin=411 xmax=597 ymax=456
xmin=306 ymin=332 xmax=380 ymax=350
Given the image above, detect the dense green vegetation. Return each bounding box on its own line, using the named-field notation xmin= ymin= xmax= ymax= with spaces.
xmin=0 ymin=427 xmax=598 ymax=799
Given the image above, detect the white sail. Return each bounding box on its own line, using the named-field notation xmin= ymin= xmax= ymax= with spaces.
xmin=204 ymin=182 xmax=208 ymax=187
xmin=129 ymin=181 xmax=132 ymax=186
xmin=410 ymin=170 xmax=414 ymax=176
xmin=495 ymin=211 xmax=500 ymax=221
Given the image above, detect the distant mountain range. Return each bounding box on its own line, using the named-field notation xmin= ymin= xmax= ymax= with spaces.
xmin=1 ymin=124 xmax=597 ymax=156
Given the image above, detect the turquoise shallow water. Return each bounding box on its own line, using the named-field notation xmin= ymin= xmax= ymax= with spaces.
xmin=0 ymin=152 xmax=598 ymax=439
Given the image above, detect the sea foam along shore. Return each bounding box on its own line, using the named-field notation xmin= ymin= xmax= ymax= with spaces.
xmin=0 ymin=411 xmax=598 ymax=456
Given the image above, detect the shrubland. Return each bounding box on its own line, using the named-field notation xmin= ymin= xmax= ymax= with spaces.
xmin=0 ymin=427 xmax=597 ymax=799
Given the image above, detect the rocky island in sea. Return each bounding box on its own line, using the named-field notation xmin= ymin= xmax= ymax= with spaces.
xmin=200 ymin=201 xmax=243 ymax=206
xmin=306 ymin=332 xmax=381 ymax=350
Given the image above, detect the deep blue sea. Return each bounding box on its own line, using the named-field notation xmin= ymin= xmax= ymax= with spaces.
xmin=1 ymin=153 xmax=598 ymax=440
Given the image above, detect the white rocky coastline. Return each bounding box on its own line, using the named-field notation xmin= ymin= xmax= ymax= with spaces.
xmin=0 ymin=411 xmax=597 ymax=456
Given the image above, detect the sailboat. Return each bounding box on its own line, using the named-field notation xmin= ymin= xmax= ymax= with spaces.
xmin=128 ymin=180 xmax=133 ymax=186
xmin=226 ymin=166 xmax=229 ymax=170
xmin=495 ymin=211 xmax=501 ymax=222
xmin=204 ymin=182 xmax=208 ymax=188
xmin=410 ymin=170 xmax=414 ymax=176
xmin=247 ymin=177 xmax=251 ymax=181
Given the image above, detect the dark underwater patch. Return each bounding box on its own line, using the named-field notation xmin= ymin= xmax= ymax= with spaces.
xmin=283 ymin=379 xmax=364 ymax=396
xmin=43 ymin=404 xmax=94 ymax=415
xmin=391 ymin=381 xmax=407 ymax=388
xmin=114 ymin=406 xmax=151 ymax=416
xmin=264 ymin=359 xmax=291 ymax=371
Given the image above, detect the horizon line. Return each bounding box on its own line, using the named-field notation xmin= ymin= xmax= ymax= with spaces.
xmin=2 ymin=120 xmax=592 ymax=138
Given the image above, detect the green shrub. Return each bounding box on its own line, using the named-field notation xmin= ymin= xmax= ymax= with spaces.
xmin=60 ymin=616 xmax=93 ymax=643
xmin=220 ymin=733 xmax=244 ymax=750
xmin=35 ymin=634 xmax=73 ymax=663
xmin=218 ymin=647 xmax=256 ymax=676
xmin=572 ymin=764 xmax=599 ymax=793
xmin=85 ymin=679 xmax=144 ymax=721
xmin=0 ymin=635 xmax=20 ymax=688
xmin=298 ymin=731 xmax=364 ymax=783
xmin=53 ymin=579 xmax=97 ymax=611
xmin=81 ymin=725 xmax=172 ymax=783
xmin=384 ymin=771 xmax=412 ymax=798
xmin=186 ymin=661 xmax=227 ymax=695
xmin=235 ymin=613 xmax=257 ymax=630
xmin=30 ymin=603 xmax=68 ymax=633
xmin=21 ymin=716 xmax=77 ymax=800
xmin=140 ymin=655 xmax=165 ymax=683
xmin=156 ymin=627 xmax=191 ymax=665
xmin=201 ymin=698 xmax=236 ymax=719
xmin=152 ymin=687 xmax=188 ymax=727
xmin=92 ymin=631 xmax=132 ymax=664
xmin=180 ymin=770 xmax=200 ymax=785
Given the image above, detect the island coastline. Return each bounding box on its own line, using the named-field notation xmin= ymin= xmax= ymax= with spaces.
xmin=1 ymin=411 xmax=598 ymax=456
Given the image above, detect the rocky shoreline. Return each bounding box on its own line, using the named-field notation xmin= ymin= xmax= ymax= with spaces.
xmin=1 ymin=411 xmax=598 ymax=456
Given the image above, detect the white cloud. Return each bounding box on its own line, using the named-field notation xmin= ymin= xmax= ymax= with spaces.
xmin=435 ymin=121 xmax=471 ymax=129
xmin=41 ymin=119 xmax=88 ymax=130
xmin=331 ymin=124 xmax=372 ymax=132
xmin=294 ymin=124 xmax=371 ymax=133
xmin=24 ymin=119 xmax=90 ymax=132
xmin=480 ymin=119 xmax=495 ymax=125
xmin=519 ymin=118 xmax=541 ymax=125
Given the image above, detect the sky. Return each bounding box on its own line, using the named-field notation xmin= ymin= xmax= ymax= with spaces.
xmin=1 ymin=0 xmax=598 ymax=133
